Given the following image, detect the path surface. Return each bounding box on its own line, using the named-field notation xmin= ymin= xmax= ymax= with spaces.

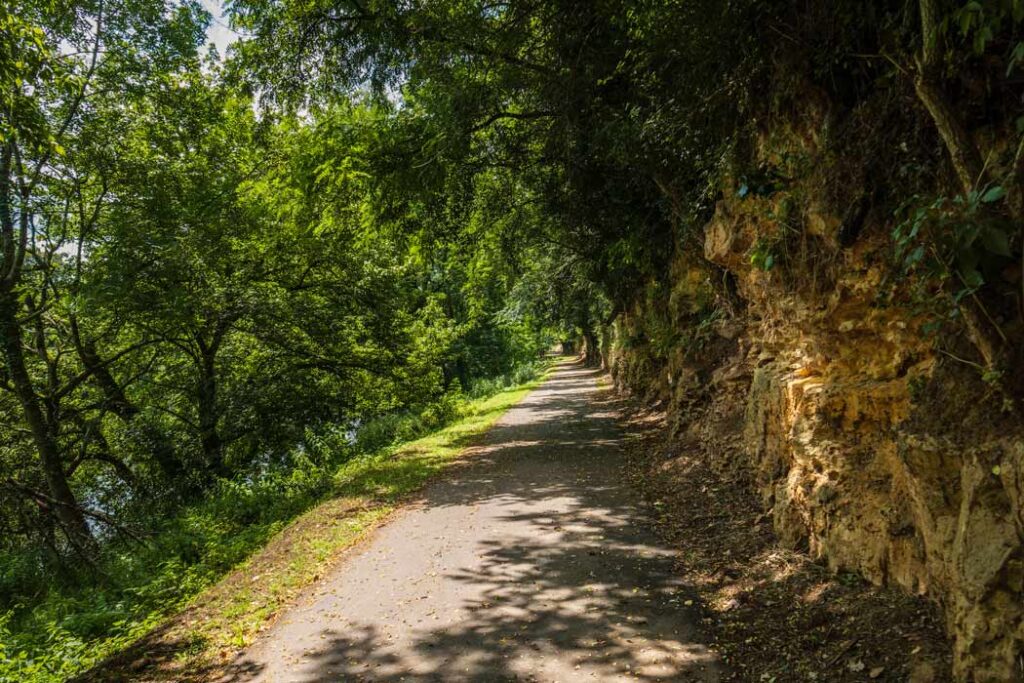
xmin=225 ymin=361 xmax=721 ymax=682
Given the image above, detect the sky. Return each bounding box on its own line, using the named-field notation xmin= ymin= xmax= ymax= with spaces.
xmin=199 ymin=0 xmax=240 ymax=57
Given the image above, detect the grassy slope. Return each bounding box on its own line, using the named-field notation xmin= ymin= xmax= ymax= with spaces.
xmin=177 ymin=376 xmax=547 ymax=671
xmin=3 ymin=370 xmax=547 ymax=683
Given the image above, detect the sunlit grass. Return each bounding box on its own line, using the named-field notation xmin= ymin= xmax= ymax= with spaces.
xmin=173 ymin=373 xmax=547 ymax=675
xmin=0 ymin=367 xmax=551 ymax=682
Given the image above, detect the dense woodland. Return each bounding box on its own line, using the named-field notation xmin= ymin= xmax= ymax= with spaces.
xmin=2 ymin=0 xmax=1024 ymax=680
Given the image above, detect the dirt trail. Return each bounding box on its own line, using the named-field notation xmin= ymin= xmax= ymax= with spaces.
xmin=223 ymin=360 xmax=721 ymax=682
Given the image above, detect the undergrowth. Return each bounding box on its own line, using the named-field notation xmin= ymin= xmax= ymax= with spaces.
xmin=0 ymin=359 xmax=550 ymax=683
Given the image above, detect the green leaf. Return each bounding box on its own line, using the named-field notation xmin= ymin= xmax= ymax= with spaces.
xmin=960 ymin=267 xmax=984 ymax=289
xmin=1007 ymin=42 xmax=1024 ymax=76
xmin=980 ymin=228 xmax=1012 ymax=257
xmin=980 ymin=186 xmax=1006 ymax=203
xmin=959 ymin=8 xmax=975 ymax=34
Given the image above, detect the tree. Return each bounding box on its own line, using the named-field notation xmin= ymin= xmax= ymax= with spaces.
xmin=0 ymin=0 xmax=208 ymax=551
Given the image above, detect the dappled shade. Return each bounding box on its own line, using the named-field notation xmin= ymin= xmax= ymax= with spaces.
xmin=222 ymin=363 xmax=719 ymax=682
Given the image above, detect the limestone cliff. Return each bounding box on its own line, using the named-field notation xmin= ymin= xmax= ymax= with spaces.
xmin=607 ymin=98 xmax=1024 ymax=681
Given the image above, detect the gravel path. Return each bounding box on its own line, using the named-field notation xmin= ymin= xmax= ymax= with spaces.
xmin=223 ymin=360 xmax=721 ymax=682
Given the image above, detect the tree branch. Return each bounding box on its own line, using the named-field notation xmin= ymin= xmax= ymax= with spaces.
xmin=470 ymin=109 xmax=555 ymax=133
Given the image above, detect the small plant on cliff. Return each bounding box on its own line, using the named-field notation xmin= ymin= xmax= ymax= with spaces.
xmin=892 ymin=185 xmax=1018 ymax=403
xmin=749 ymin=238 xmax=779 ymax=271
xmin=893 ymin=186 xmax=1013 ymax=296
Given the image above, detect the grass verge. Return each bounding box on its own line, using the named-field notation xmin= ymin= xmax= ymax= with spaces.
xmin=185 ymin=377 xmax=547 ymax=672
xmin=4 ymin=369 xmax=547 ymax=683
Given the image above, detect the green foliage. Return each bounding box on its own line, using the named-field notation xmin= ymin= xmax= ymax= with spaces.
xmin=0 ymin=1 xmax=562 ymax=676
xmin=893 ymin=186 xmax=1014 ymax=298
xmin=6 ymin=0 xmax=1024 ymax=677
xmin=0 ymin=363 xmax=546 ymax=682
xmin=749 ymin=239 xmax=779 ymax=272
xmin=951 ymin=0 xmax=1024 ymax=64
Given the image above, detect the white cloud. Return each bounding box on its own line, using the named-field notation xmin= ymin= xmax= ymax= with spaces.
xmin=199 ymin=0 xmax=240 ymax=57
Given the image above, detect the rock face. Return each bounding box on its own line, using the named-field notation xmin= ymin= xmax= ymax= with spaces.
xmin=607 ymin=122 xmax=1024 ymax=679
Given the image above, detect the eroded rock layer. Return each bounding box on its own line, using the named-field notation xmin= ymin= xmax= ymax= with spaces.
xmin=607 ymin=106 xmax=1024 ymax=680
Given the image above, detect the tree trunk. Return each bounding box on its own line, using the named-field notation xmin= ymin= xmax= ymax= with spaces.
xmin=582 ymin=327 xmax=601 ymax=367
xmin=74 ymin=335 xmax=138 ymax=421
xmin=0 ymin=296 xmax=93 ymax=550
xmin=913 ymin=0 xmax=1009 ymax=378
xmin=197 ymin=348 xmax=224 ymax=477
xmin=914 ymin=76 xmax=983 ymax=197
xmin=70 ymin=319 xmax=182 ymax=478
xmin=141 ymin=421 xmax=184 ymax=480
xmin=914 ymin=0 xmax=983 ymax=196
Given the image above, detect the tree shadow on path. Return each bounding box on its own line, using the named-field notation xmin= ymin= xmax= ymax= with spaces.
xmin=222 ymin=361 xmax=720 ymax=682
